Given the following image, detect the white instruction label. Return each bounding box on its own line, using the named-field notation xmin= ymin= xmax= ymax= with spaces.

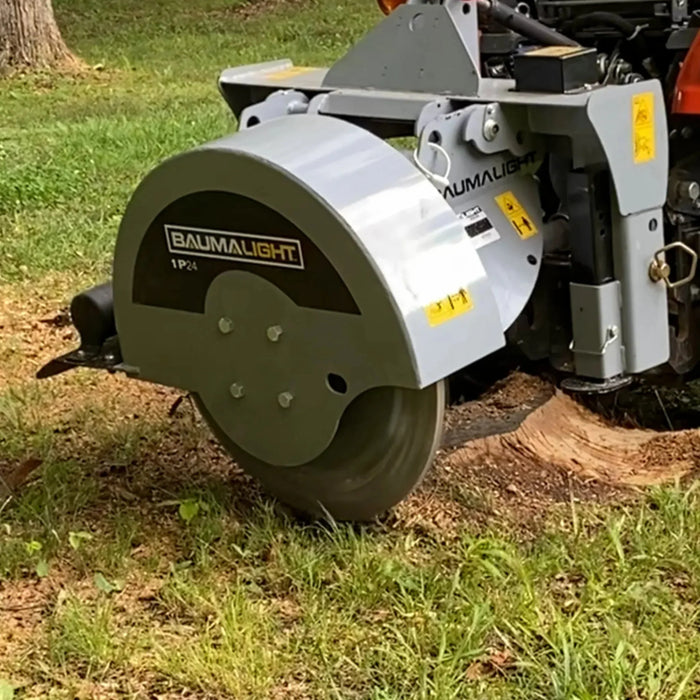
xmin=460 ymin=206 xmax=500 ymax=250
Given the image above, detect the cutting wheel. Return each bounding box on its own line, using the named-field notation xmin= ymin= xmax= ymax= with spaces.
xmin=196 ymin=381 xmax=446 ymax=521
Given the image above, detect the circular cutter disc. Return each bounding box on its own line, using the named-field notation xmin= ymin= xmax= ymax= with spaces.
xmin=196 ymin=380 xmax=446 ymax=521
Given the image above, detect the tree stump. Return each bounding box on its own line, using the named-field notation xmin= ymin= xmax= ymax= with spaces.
xmin=0 ymin=0 xmax=77 ymax=72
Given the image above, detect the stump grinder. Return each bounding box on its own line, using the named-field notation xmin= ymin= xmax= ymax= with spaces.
xmin=40 ymin=0 xmax=700 ymax=519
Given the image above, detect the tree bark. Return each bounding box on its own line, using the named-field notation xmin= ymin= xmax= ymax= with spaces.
xmin=0 ymin=0 xmax=76 ymax=71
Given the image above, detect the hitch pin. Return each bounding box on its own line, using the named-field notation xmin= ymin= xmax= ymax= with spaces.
xmin=648 ymin=241 xmax=698 ymax=289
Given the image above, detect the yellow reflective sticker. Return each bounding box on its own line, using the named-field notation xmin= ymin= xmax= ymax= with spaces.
xmin=266 ymin=66 xmax=317 ymax=81
xmin=632 ymin=92 xmax=655 ymax=164
xmin=494 ymin=191 xmax=538 ymax=239
xmin=424 ymin=289 xmax=474 ymax=327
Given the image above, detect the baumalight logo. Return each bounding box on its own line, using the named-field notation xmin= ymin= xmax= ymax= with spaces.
xmin=165 ymin=225 xmax=305 ymax=270
xmin=441 ymin=151 xmax=538 ymax=201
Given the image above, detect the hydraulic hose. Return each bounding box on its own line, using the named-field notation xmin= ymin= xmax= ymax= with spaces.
xmin=477 ymin=0 xmax=580 ymax=47
xmin=565 ymin=11 xmax=636 ymax=37
xmin=562 ymin=11 xmax=656 ymax=78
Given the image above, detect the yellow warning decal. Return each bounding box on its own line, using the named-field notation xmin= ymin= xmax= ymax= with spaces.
xmin=266 ymin=66 xmax=317 ymax=81
xmin=494 ymin=191 xmax=538 ymax=239
xmin=424 ymin=289 xmax=474 ymax=327
xmin=632 ymin=92 xmax=655 ymax=164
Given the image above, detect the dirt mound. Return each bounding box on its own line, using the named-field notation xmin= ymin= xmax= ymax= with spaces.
xmin=443 ymin=371 xmax=554 ymax=446
xmin=396 ymin=373 xmax=700 ymax=537
xmin=452 ymin=389 xmax=700 ymax=487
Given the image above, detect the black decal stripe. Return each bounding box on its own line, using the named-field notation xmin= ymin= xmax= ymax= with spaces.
xmin=132 ymin=191 xmax=360 ymax=315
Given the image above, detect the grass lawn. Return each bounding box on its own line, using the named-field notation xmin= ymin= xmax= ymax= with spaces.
xmin=2 ymin=1 xmax=700 ymax=698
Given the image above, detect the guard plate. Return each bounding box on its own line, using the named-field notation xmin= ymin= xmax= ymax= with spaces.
xmin=113 ymin=115 xmax=507 ymax=467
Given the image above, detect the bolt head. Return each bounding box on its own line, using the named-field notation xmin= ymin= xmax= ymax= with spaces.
xmin=230 ymin=383 xmax=245 ymax=399
xmin=483 ymin=119 xmax=499 ymax=141
xmin=218 ymin=317 xmax=234 ymax=334
xmin=267 ymin=325 xmax=283 ymax=342
xmin=278 ymin=391 xmax=294 ymax=408
xmin=678 ymin=180 xmax=700 ymax=202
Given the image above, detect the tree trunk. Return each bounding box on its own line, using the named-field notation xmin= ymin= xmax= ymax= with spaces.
xmin=0 ymin=0 xmax=76 ymax=71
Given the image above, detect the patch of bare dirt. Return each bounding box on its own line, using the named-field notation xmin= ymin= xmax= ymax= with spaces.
xmin=0 ymin=278 xmax=96 ymax=380
xmin=0 ymin=281 xmax=179 ymax=433
xmin=0 ymin=569 xmax=195 ymax=698
xmin=0 ymin=576 xmax=55 ymax=666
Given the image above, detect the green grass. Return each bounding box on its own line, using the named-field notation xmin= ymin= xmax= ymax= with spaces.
xmin=0 ymin=0 xmax=377 ymax=283
xmin=4 ymin=453 xmax=700 ymax=697
xmin=3 ymin=0 xmax=700 ymax=697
